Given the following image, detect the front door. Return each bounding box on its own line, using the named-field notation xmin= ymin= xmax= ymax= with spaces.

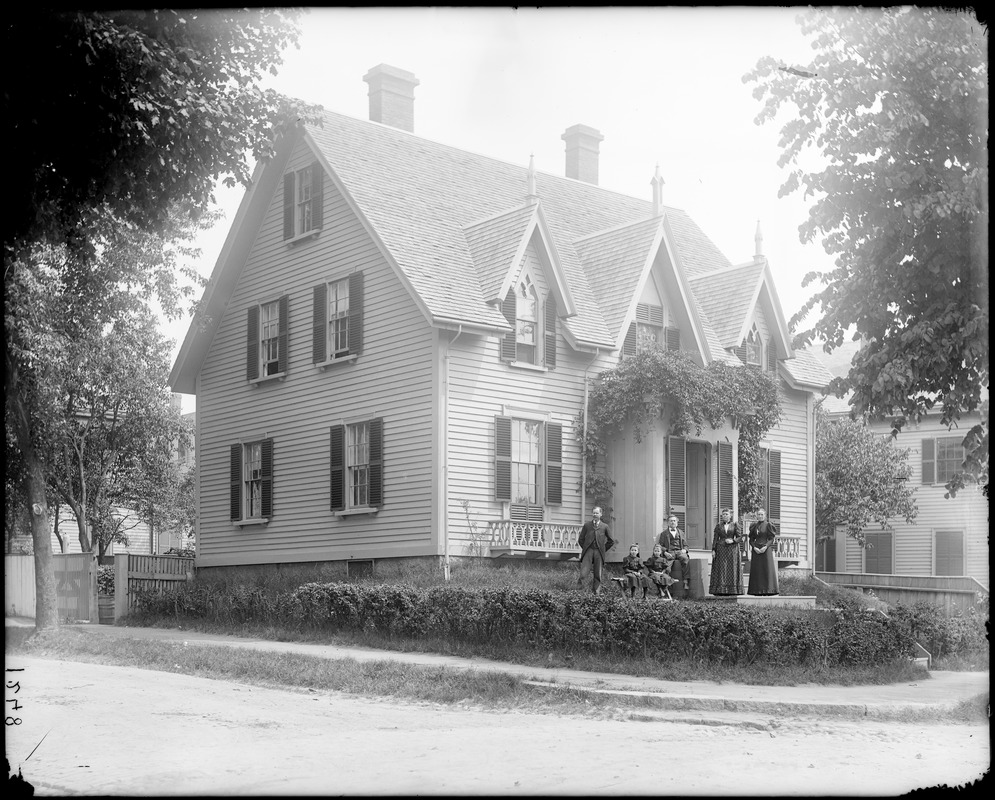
xmin=686 ymin=442 xmax=708 ymax=549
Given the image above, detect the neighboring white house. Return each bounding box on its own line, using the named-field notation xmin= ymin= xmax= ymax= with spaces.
xmin=819 ymin=343 xmax=988 ymax=589
xmin=169 ymin=64 xmax=833 ymax=575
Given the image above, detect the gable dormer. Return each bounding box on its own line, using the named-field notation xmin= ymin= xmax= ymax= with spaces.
xmin=620 ymin=273 xmax=682 ymax=357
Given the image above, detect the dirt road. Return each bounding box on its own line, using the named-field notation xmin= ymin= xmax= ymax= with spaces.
xmin=6 ymin=656 xmax=988 ymax=795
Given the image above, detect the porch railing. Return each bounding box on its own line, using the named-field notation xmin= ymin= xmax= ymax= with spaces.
xmin=488 ymin=521 xmax=584 ymax=559
xmin=774 ymin=534 xmax=801 ymax=562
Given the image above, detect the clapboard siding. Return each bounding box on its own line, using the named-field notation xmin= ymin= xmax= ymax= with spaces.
xmin=444 ymin=313 xmax=615 ymax=554
xmin=765 ymin=381 xmax=814 ymax=565
xmin=837 ymin=414 xmax=988 ymax=587
xmin=196 ymin=141 xmax=436 ymax=567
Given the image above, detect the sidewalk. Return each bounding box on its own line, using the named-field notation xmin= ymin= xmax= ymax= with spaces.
xmin=6 ymin=616 xmax=988 ymax=720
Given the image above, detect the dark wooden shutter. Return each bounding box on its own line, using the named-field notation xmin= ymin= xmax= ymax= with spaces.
xmin=369 ymin=417 xmax=384 ymax=508
xmin=312 ymin=284 xmax=327 ymax=363
xmin=734 ymin=342 xmax=748 ymax=363
xmin=283 ymin=172 xmax=295 ymax=240
xmin=246 ymin=306 xmax=259 ymax=381
xmin=500 ymin=290 xmax=517 ymax=362
xmin=935 ymin=530 xmax=964 ymax=576
xmin=768 ymin=449 xmax=782 ymax=525
xmin=229 ymin=444 xmax=242 ymax=520
xmin=495 ymin=416 xmax=512 ymax=500
xmin=668 ymin=436 xmax=686 ymax=532
xmin=766 ymin=340 xmax=777 ymax=373
xmin=329 ymin=425 xmax=345 ymax=511
xmin=864 ymin=531 xmax=893 ymax=574
xmin=544 ymin=295 xmax=557 ymax=370
xmin=921 ymin=438 xmax=935 ymax=484
xmin=311 ymin=162 xmax=324 ymax=231
xmin=665 ymin=326 xmax=681 ymax=352
xmin=716 ymin=441 xmax=734 ymax=513
xmin=260 ymin=438 xmax=274 ymax=518
xmin=622 ymin=322 xmax=636 ymax=358
xmin=276 ymin=294 xmax=289 ymax=374
xmin=348 ymin=271 xmax=364 ymax=355
xmin=545 ymin=422 xmax=562 ymax=505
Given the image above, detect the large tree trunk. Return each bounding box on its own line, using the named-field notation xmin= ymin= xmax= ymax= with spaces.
xmin=6 ymin=357 xmax=59 ymax=630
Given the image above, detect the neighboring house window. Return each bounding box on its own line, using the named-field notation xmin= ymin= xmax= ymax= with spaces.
xmin=863 ymin=530 xmax=893 ymax=574
xmin=283 ymin=162 xmax=324 ymax=240
xmin=229 ymin=439 xmax=274 ymax=522
xmin=921 ymin=436 xmax=965 ymax=485
xmin=329 ymin=418 xmax=384 ymax=512
xmin=500 ymin=281 xmax=557 ymax=369
xmin=934 ymin=530 xmax=964 ymax=576
xmin=312 ymin=273 xmax=364 ymax=363
xmin=494 ymin=416 xmax=563 ymax=520
xmin=246 ymin=295 xmax=289 ymax=382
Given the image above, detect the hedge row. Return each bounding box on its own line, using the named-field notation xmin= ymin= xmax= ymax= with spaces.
xmin=133 ymin=582 xmax=922 ymax=668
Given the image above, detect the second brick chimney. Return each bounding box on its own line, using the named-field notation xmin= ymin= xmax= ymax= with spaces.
xmin=561 ymin=124 xmax=604 ymax=185
xmin=363 ymin=64 xmax=419 ymax=132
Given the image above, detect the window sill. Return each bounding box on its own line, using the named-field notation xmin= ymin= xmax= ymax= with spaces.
xmin=508 ymin=361 xmax=548 ymax=373
xmin=316 ymin=354 xmax=359 ymax=371
xmin=334 ymin=506 xmax=379 ymax=517
xmin=285 ymin=229 xmax=321 ymax=246
xmin=249 ymin=372 xmax=286 ymax=386
xmin=234 ymin=518 xmax=269 ymax=528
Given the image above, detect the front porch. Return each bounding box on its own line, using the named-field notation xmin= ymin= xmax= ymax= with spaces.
xmin=486 ymin=521 xmax=802 ymax=565
xmin=487 ymin=521 xmax=583 ymax=560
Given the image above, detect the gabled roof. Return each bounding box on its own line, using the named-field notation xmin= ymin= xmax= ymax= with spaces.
xmin=171 ymin=106 xmax=810 ymax=388
xmin=781 ymin=348 xmax=835 ymax=391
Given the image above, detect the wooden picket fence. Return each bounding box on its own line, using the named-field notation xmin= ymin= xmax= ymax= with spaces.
xmin=5 ymin=552 xmax=193 ymax=623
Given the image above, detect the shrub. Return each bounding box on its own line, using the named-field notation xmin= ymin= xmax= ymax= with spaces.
xmin=889 ymin=599 xmax=989 ymax=660
xmin=97 ymin=565 xmax=115 ymax=595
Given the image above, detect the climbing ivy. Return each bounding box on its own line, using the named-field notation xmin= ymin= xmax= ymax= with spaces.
xmin=577 ymin=348 xmax=781 ymax=517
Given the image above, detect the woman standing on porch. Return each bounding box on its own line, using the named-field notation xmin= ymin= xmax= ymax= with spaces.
xmin=708 ymin=508 xmax=744 ymax=596
xmin=747 ymin=508 xmax=779 ymax=596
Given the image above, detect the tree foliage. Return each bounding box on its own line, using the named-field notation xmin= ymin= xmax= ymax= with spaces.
xmin=5 ymin=10 xmax=315 ymax=629
xmin=579 ymin=348 xmax=781 ymax=516
xmin=6 ymin=9 xmax=320 ymax=256
xmin=815 ymin=404 xmax=918 ymax=545
xmin=744 ymin=8 xmax=988 ymax=496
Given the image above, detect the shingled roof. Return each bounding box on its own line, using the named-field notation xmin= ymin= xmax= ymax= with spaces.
xmin=172 ymin=104 xmax=800 ymax=390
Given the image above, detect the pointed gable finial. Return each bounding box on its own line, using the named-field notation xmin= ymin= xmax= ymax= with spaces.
xmin=526 ymin=154 xmax=538 ymax=205
xmin=754 ymin=219 xmax=764 ymax=262
xmin=650 ymin=164 xmax=665 ymax=217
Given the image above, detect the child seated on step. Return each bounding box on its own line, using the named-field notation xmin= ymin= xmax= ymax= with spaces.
xmin=644 ymin=544 xmax=676 ymax=600
xmin=620 ymin=544 xmax=648 ymax=599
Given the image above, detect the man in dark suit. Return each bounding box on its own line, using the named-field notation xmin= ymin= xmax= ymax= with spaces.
xmin=578 ymin=506 xmax=615 ymax=593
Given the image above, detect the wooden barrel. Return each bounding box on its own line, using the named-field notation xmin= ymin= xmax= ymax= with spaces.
xmin=97 ymin=594 xmax=115 ymax=625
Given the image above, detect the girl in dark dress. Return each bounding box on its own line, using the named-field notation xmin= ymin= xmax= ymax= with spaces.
xmin=747 ymin=508 xmax=779 ymax=596
xmin=621 ymin=544 xmax=647 ymax=599
xmin=708 ymin=508 xmax=745 ymax=596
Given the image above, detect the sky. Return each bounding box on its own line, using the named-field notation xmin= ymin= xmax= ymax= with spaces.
xmin=167 ymin=7 xmax=838 ymax=410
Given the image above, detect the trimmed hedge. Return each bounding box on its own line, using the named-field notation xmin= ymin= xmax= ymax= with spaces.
xmin=134 ymin=581 xmax=923 ymax=668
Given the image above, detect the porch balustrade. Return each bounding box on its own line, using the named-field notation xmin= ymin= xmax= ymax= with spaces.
xmin=774 ymin=534 xmax=801 ymax=561
xmin=488 ymin=520 xmax=583 ymax=559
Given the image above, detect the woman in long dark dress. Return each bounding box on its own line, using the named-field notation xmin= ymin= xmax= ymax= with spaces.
xmin=747 ymin=508 xmax=779 ymax=596
xmin=708 ymin=508 xmax=744 ymax=596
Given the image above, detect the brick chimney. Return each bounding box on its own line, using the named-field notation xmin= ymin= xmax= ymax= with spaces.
xmin=363 ymin=64 xmax=419 ymax=132
xmin=561 ymin=124 xmax=604 ymax=184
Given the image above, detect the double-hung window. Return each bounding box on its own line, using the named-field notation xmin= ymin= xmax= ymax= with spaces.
xmin=330 ymin=418 xmax=384 ymax=513
xmin=313 ymin=273 xmax=364 ymax=364
xmin=500 ymin=279 xmax=557 ymax=369
xmin=921 ymin=436 xmax=966 ymax=485
xmin=246 ymin=296 xmax=289 ymax=382
xmin=621 ymin=304 xmax=679 ymax=358
xmin=494 ymin=416 xmax=563 ymax=520
xmin=283 ymin=161 xmax=324 ymax=240
xmin=229 ymin=439 xmax=274 ymax=523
